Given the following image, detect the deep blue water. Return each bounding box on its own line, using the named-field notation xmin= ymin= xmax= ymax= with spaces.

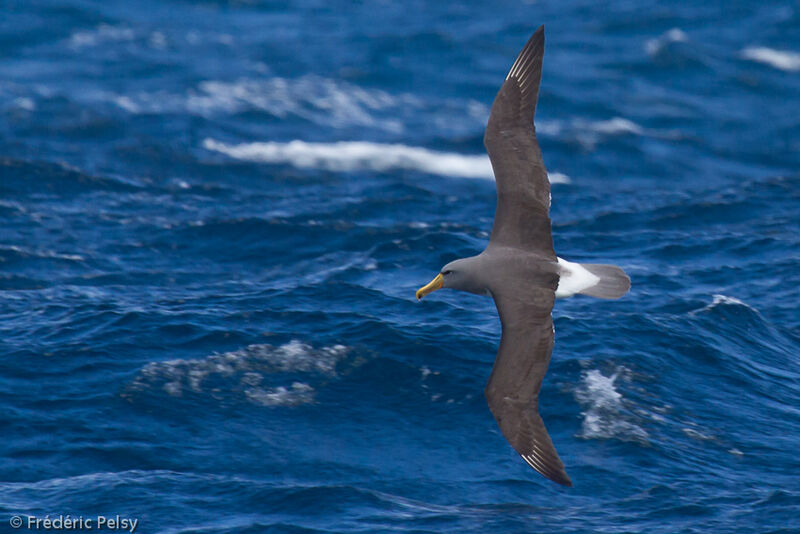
xmin=1 ymin=1 xmax=800 ymax=532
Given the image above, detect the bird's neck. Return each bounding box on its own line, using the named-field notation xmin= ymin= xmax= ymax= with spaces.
xmin=451 ymin=254 xmax=492 ymax=297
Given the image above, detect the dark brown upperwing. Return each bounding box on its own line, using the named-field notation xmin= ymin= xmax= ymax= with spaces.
xmin=483 ymin=26 xmax=554 ymax=257
xmin=485 ymin=286 xmax=571 ymax=486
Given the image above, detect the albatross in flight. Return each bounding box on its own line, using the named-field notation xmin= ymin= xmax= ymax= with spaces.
xmin=415 ymin=26 xmax=630 ymax=487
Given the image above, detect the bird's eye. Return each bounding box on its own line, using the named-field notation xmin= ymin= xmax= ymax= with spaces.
xmin=442 ymin=270 xmax=453 ymax=276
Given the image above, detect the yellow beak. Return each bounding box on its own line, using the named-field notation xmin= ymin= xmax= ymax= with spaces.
xmin=416 ymin=273 xmax=443 ymax=300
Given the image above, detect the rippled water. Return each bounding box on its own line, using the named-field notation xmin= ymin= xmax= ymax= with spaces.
xmin=1 ymin=1 xmax=799 ymax=533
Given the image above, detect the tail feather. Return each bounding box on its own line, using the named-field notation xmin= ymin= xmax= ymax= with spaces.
xmin=578 ymin=264 xmax=630 ymax=299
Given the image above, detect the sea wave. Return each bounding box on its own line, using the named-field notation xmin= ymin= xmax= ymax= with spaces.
xmin=574 ymin=367 xmax=649 ymax=444
xmin=124 ymin=340 xmax=350 ymax=407
xmin=690 ymin=294 xmax=758 ymax=316
xmin=68 ymin=24 xmax=135 ymax=49
xmin=88 ymin=74 xmax=481 ymax=133
xmin=188 ymin=76 xmax=410 ymax=132
xmin=537 ymin=116 xmax=648 ymax=149
xmin=0 ymin=245 xmax=85 ymax=263
xmin=645 ymin=28 xmax=689 ymax=56
xmin=741 ymin=46 xmax=800 ymax=72
xmin=203 ymin=138 xmax=571 ymax=183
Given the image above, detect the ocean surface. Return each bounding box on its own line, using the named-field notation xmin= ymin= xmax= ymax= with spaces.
xmin=1 ymin=1 xmax=799 ymax=532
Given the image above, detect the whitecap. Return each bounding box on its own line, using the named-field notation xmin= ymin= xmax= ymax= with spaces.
xmin=203 ymin=138 xmax=492 ymax=178
xmin=245 ymin=382 xmax=314 ymax=407
xmin=588 ymin=117 xmax=643 ymax=136
xmin=741 ymin=47 xmax=800 ymax=72
xmin=709 ymin=294 xmax=747 ymax=307
xmin=148 ymin=31 xmax=168 ymax=50
xmin=93 ymin=75 xmax=413 ymax=133
xmin=187 ymin=76 xmax=408 ymax=132
xmin=690 ymin=294 xmax=757 ymax=315
xmin=126 ymin=340 xmax=350 ymax=407
xmin=547 ymin=172 xmax=571 ymax=184
xmin=645 ymin=28 xmax=689 ymax=56
xmin=0 ymin=245 xmax=85 ymax=262
xmin=567 ymin=117 xmax=645 ymax=149
xmin=112 ymin=95 xmax=140 ymax=113
xmin=682 ymin=427 xmax=714 ymax=441
xmin=203 ymin=138 xmax=570 ymax=183
xmin=68 ymin=24 xmax=135 ymax=49
xmin=574 ymin=367 xmax=649 ymax=443
xmin=14 ymin=97 xmax=35 ymax=111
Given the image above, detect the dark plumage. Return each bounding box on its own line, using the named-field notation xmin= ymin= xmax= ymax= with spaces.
xmin=416 ymin=26 xmax=630 ymax=487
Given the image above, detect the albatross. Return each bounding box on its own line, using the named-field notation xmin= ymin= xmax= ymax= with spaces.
xmin=415 ymin=26 xmax=630 ymax=487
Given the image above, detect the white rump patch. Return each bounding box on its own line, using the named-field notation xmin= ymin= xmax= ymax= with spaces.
xmin=555 ymin=257 xmax=599 ymax=298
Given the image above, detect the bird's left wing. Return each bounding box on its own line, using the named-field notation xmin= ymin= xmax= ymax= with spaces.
xmin=485 ymin=286 xmax=572 ymax=486
xmin=484 ymin=26 xmax=554 ymax=256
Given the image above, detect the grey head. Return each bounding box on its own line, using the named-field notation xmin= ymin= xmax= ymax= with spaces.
xmin=416 ymin=256 xmax=488 ymax=300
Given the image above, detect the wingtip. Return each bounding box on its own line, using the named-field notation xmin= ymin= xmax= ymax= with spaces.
xmin=505 ymin=25 xmax=547 ymax=84
xmin=546 ymin=472 xmax=573 ymax=487
xmin=521 ymin=453 xmax=572 ymax=487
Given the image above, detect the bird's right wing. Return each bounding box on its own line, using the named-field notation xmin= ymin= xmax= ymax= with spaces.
xmin=485 ymin=286 xmax=572 ymax=486
xmin=484 ymin=25 xmax=554 ymax=257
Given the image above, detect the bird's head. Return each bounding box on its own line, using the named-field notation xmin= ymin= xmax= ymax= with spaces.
xmin=416 ymin=257 xmax=484 ymax=300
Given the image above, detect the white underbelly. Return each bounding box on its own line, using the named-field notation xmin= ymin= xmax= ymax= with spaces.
xmin=555 ymin=257 xmax=599 ymax=298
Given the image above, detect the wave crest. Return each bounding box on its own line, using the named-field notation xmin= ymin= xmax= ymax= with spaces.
xmin=203 ymin=138 xmax=571 ymax=183
xmin=124 ymin=340 xmax=351 ymax=407
xmin=741 ymin=47 xmax=800 ymax=72
xmin=645 ymin=28 xmax=689 ymax=56
xmin=574 ymin=367 xmax=649 ymax=444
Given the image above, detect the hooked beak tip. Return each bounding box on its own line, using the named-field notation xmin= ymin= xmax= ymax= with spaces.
xmin=416 ymin=273 xmax=443 ymax=301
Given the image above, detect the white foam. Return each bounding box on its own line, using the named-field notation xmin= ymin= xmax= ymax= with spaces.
xmin=691 ymin=294 xmax=757 ymax=315
xmin=203 ymin=138 xmax=492 ymax=178
xmin=68 ymin=24 xmax=134 ymax=49
xmin=645 ymin=28 xmax=689 ymax=56
xmin=562 ymin=117 xmax=645 ymax=149
xmin=80 ymin=73 xmax=514 ymax=138
xmin=126 ymin=341 xmax=349 ymax=407
xmin=710 ymin=294 xmax=746 ymax=307
xmin=547 ymin=172 xmax=571 ymax=184
xmin=148 ymin=31 xmax=168 ymax=50
xmin=113 ymin=95 xmax=140 ymax=113
xmin=741 ymin=47 xmax=800 ymax=72
xmin=89 ymin=76 xmax=409 ymax=130
xmin=1 ymin=245 xmax=85 ymax=262
xmin=186 ymin=76 xmax=407 ymax=132
xmin=203 ymin=138 xmax=570 ymax=183
xmin=682 ymin=427 xmax=713 ymax=441
xmin=589 ymin=117 xmax=643 ymax=135
xmin=14 ymin=97 xmax=35 ymax=111
xmin=574 ymin=368 xmax=649 ymax=443
xmin=245 ymin=382 xmax=314 ymax=407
